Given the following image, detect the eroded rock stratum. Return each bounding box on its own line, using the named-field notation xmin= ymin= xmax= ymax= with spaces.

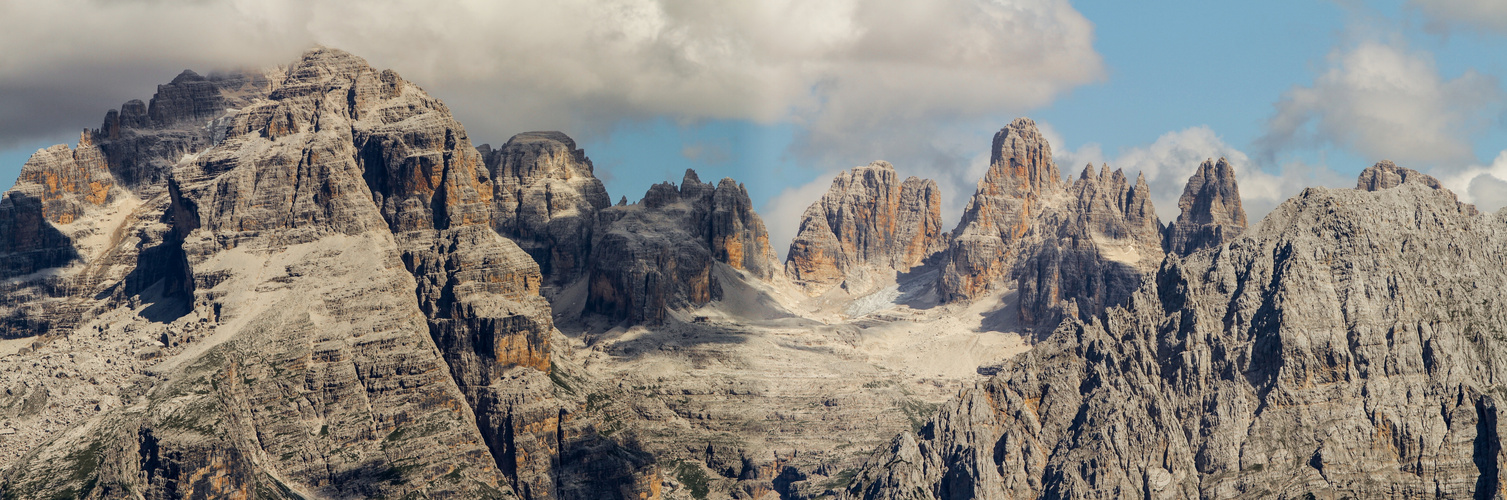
xmin=847 ymin=172 xmax=1505 ymax=499
xmin=2 ymin=46 xmax=1503 ymax=500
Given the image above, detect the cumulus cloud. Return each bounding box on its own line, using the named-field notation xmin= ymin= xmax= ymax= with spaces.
xmin=761 ymin=172 xmax=839 ymax=261
xmin=1467 ymin=174 xmax=1507 ymax=213
xmin=1409 ymin=0 xmax=1507 ymax=34
xmin=1057 ymin=126 xmax=1350 ymax=225
xmin=0 ymin=0 xmax=1103 ymax=167
xmin=1439 ymin=150 xmax=1507 ymax=213
xmin=1255 ymin=41 xmax=1503 ymax=169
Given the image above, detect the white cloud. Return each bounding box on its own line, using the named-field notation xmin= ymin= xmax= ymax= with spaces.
xmin=1055 ymin=126 xmax=1350 ymax=225
xmin=1439 ymin=150 xmax=1507 ymax=213
xmin=1409 ymin=0 xmax=1507 ymax=34
xmin=0 ymin=0 xmax=1103 ymax=159
xmin=1256 ymin=40 xmax=1503 ymax=168
xmin=760 ymin=171 xmax=839 ymax=261
xmin=1467 ymin=174 xmax=1507 ymax=213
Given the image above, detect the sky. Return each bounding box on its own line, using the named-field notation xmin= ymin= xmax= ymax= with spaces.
xmin=3 ymin=0 xmax=1506 ymax=259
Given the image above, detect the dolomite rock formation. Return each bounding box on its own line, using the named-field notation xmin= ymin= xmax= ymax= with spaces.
xmin=0 ymin=66 xmax=280 ymax=340
xmin=100 ymin=68 xmax=278 ymax=192
xmin=1 ymin=48 xmax=514 ymax=499
xmin=0 ymin=137 xmax=114 ymax=279
xmin=933 ymin=119 xmax=1175 ymax=334
xmin=1015 ymin=164 xmax=1163 ymax=331
xmin=1357 ymin=159 xmax=1479 ymax=216
xmin=482 ymin=132 xmax=612 ymax=286
xmin=848 ymin=175 xmax=1506 ymax=499
xmin=785 ymin=161 xmax=946 ymax=295
xmin=0 ymin=48 xmax=658 ymax=500
xmin=1164 ymin=157 xmax=1248 ymax=256
xmin=587 ymin=170 xmax=778 ymax=324
xmin=940 ymin=118 xmax=1064 ymax=302
xmin=1357 ymin=159 xmax=1442 ymax=191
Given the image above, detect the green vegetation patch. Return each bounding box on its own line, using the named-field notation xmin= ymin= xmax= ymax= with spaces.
xmin=824 ymin=468 xmax=859 ymax=491
xmin=585 ymin=392 xmax=611 ymax=413
xmin=671 ymin=460 xmax=712 ymax=500
xmin=548 ymin=361 xmax=576 ymax=395
xmin=898 ymin=399 xmax=940 ymax=434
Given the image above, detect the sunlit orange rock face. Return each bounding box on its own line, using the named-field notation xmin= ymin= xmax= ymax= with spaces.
xmin=939 ymin=117 xmax=1064 ymax=302
xmin=0 ymin=132 xmax=118 ymax=277
xmin=785 ymin=161 xmax=946 ymax=295
xmin=19 ymin=135 xmax=116 ymax=224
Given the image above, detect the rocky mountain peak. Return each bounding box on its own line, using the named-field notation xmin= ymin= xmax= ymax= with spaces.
xmin=587 ymin=171 xmax=777 ymax=324
xmin=490 ymin=131 xmax=598 ymax=181
xmin=785 ymin=160 xmax=945 ymax=295
xmin=680 ymin=168 xmax=715 ymax=200
xmin=1355 ymin=160 xmax=1478 ymax=216
xmin=986 ymin=117 xmax=1062 ymax=198
xmin=940 ymin=117 xmax=1066 ymax=302
xmin=851 ymin=176 xmax=1507 ymax=499
xmin=281 ymin=47 xmax=376 ymax=86
xmin=1164 ymin=157 xmax=1248 ymax=256
xmin=485 ymin=131 xmax=611 ymax=285
xmin=710 ymin=177 xmax=777 ymax=279
xmin=1356 ymin=159 xmax=1441 ymax=191
xmin=1015 ymin=162 xmax=1163 ymax=331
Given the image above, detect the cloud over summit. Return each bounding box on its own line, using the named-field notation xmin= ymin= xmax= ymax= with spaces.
xmin=1256 ymin=40 xmax=1503 ymax=169
xmin=0 ymin=0 xmax=1103 ymax=159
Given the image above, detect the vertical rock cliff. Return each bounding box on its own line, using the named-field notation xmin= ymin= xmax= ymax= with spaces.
xmin=0 ymin=48 xmax=659 ymax=500
xmin=0 ymin=137 xmax=114 ymax=279
xmin=1164 ymin=157 xmax=1247 ymax=256
xmin=0 ymin=69 xmax=278 ymax=339
xmin=482 ymin=132 xmax=612 ymax=286
xmin=1015 ymin=164 xmax=1163 ymax=331
xmin=785 ymin=161 xmax=946 ymax=295
xmin=940 ymin=118 xmax=1065 ymax=302
xmin=587 ymin=170 xmax=778 ymax=325
xmin=0 ymin=47 xmax=515 ymax=499
xmin=932 ymin=118 xmax=1174 ymax=334
xmin=847 ymin=172 xmax=1505 ymax=499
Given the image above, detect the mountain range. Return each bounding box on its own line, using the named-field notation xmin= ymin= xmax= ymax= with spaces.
xmin=0 ymin=48 xmax=1500 ymax=500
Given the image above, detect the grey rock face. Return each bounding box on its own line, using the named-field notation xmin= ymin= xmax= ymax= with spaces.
xmin=1357 ymin=159 xmax=1479 ymax=216
xmin=587 ymin=170 xmax=778 ymax=325
xmin=483 ymin=132 xmax=612 ymax=286
xmin=159 ymin=47 xmax=517 ymax=498
xmin=0 ymin=48 xmax=660 ymax=500
xmin=848 ymin=178 xmax=1506 ymax=499
xmin=0 ymin=67 xmax=276 ymax=339
xmin=102 ymin=68 xmax=278 ymax=191
xmin=1164 ymin=157 xmax=1247 ymax=256
xmin=1357 ymin=159 xmax=1442 ymax=191
xmin=0 ymin=48 xmax=514 ymax=499
xmin=1016 ymin=164 xmax=1163 ymax=332
xmin=785 ymin=161 xmax=946 ymax=295
xmin=940 ymin=118 xmax=1064 ymax=302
